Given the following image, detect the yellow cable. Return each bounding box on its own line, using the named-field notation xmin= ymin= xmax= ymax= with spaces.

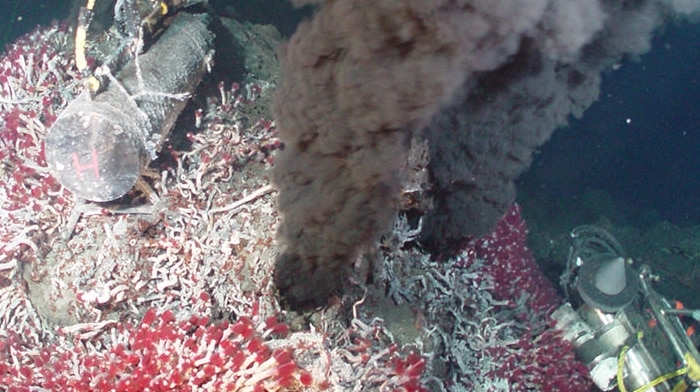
xmin=617 ymin=338 xmax=694 ymax=392
xmin=633 ymin=367 xmax=688 ymax=392
xmin=74 ymin=26 xmax=87 ymax=71
xmin=618 ymin=345 xmax=629 ymax=392
xmin=74 ymin=0 xmax=94 ymax=72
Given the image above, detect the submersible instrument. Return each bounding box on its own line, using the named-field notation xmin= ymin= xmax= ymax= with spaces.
xmin=552 ymin=226 xmax=700 ymax=391
xmin=45 ymin=12 xmax=213 ymax=202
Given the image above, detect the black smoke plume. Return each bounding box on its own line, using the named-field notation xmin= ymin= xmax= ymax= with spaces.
xmin=272 ymin=0 xmax=699 ymax=309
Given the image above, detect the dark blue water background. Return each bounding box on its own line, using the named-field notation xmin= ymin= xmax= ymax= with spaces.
xmin=520 ymin=21 xmax=700 ymax=227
